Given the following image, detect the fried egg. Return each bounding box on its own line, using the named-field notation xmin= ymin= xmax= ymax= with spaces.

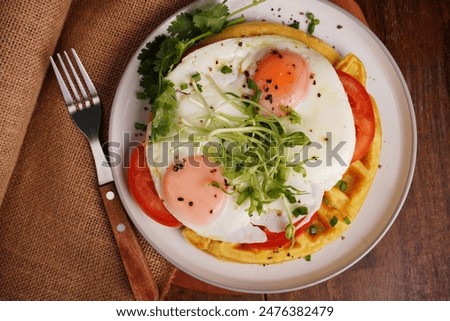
xmin=146 ymin=35 xmax=355 ymax=243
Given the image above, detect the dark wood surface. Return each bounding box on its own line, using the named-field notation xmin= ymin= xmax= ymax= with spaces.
xmin=165 ymin=0 xmax=450 ymax=300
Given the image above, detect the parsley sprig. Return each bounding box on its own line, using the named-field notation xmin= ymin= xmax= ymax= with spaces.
xmin=137 ymin=0 xmax=266 ymax=141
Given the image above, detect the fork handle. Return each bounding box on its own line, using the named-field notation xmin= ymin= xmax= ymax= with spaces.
xmin=99 ymin=182 xmax=159 ymax=301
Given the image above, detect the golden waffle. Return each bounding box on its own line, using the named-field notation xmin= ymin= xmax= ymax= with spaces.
xmin=182 ymin=22 xmax=382 ymax=264
xmin=199 ymin=21 xmax=342 ymax=65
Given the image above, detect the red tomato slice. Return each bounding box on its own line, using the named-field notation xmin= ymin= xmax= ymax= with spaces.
xmin=239 ymin=213 xmax=318 ymax=250
xmin=337 ymin=70 xmax=376 ymax=163
xmin=128 ymin=144 xmax=182 ymax=227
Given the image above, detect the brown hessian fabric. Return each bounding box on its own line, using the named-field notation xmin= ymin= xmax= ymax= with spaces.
xmin=0 ymin=0 xmax=366 ymax=300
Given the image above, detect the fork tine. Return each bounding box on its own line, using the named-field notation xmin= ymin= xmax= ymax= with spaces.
xmin=56 ymin=52 xmax=85 ymax=111
xmin=71 ymin=48 xmax=98 ymax=97
xmin=50 ymin=56 xmax=74 ymax=107
xmin=64 ymin=51 xmax=91 ymax=108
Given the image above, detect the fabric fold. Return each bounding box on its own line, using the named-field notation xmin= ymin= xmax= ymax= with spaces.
xmin=0 ymin=0 xmax=73 ymax=205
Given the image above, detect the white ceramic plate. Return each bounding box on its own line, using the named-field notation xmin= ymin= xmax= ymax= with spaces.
xmin=109 ymin=0 xmax=416 ymax=293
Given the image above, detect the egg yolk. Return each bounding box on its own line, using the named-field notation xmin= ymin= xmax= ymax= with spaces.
xmin=253 ymin=50 xmax=310 ymax=116
xmin=162 ymin=155 xmax=227 ymax=226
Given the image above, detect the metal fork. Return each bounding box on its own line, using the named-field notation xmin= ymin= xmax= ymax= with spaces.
xmin=50 ymin=49 xmax=158 ymax=300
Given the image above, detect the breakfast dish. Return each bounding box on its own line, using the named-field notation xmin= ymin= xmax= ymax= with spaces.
xmin=110 ymin=0 xmax=415 ymax=291
xmin=131 ymin=0 xmax=380 ymax=265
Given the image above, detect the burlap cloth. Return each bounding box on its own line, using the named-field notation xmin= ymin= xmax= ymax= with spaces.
xmin=0 ymin=0 xmax=366 ymax=300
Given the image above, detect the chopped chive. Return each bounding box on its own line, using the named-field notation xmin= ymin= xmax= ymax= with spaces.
xmin=286 ymin=194 xmax=297 ymax=204
xmin=292 ymin=206 xmax=308 ymax=217
xmin=192 ymin=72 xmax=201 ymax=82
xmin=344 ymin=216 xmax=352 ymax=225
xmin=304 ymin=255 xmax=311 ymax=261
xmin=136 ymin=92 xmax=147 ymax=100
xmin=197 ymin=83 xmax=203 ymax=92
xmin=330 ymin=215 xmax=338 ymax=227
xmin=134 ymin=122 xmax=147 ymax=131
xmin=306 ymin=12 xmax=320 ymax=35
xmin=337 ymin=180 xmax=348 ymax=192
xmin=309 ymin=225 xmax=318 ymax=235
xmin=288 ymin=21 xmax=300 ymax=29
xmin=220 ymin=65 xmax=233 ymax=74
xmin=180 ymin=83 xmax=188 ymax=90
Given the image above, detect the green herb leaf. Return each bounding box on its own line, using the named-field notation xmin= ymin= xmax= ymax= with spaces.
xmin=136 ymin=92 xmax=147 ymax=100
xmin=309 ymin=225 xmax=318 ymax=235
xmin=330 ymin=215 xmax=338 ymax=227
xmin=292 ymin=206 xmax=308 ymax=217
xmin=282 ymin=190 xmax=296 ymax=204
xmin=304 ymin=255 xmax=311 ymax=261
xmin=344 ymin=216 xmax=352 ymax=225
xmin=336 ymin=179 xmax=348 ymax=192
xmin=247 ymin=78 xmax=258 ymax=90
xmin=289 ymin=21 xmax=300 ymax=29
xmin=168 ymin=12 xmax=198 ymax=40
xmin=192 ymin=72 xmax=201 ymax=82
xmin=306 ymin=12 xmax=320 ymax=35
xmin=220 ymin=65 xmax=233 ymax=74
xmin=154 ymin=37 xmax=185 ymax=76
xmin=192 ymin=3 xmax=229 ymax=33
xmin=150 ymin=79 xmax=178 ymax=141
xmin=134 ymin=122 xmax=147 ymax=131
xmin=137 ymin=34 xmax=168 ymax=102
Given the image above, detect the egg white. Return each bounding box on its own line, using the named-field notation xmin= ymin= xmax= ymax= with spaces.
xmin=146 ymin=35 xmax=355 ymax=243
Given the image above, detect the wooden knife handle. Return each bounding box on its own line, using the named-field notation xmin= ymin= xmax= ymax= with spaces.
xmin=99 ymin=182 xmax=158 ymax=300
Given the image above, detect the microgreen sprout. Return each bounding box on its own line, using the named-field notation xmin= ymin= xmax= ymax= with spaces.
xmin=177 ymin=75 xmax=311 ymax=220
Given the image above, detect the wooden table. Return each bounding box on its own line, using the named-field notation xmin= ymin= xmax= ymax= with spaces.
xmin=166 ymin=0 xmax=450 ymax=300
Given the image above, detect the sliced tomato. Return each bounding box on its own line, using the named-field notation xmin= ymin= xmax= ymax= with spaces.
xmin=337 ymin=70 xmax=376 ymax=163
xmin=128 ymin=144 xmax=182 ymax=227
xmin=239 ymin=212 xmax=318 ymax=250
